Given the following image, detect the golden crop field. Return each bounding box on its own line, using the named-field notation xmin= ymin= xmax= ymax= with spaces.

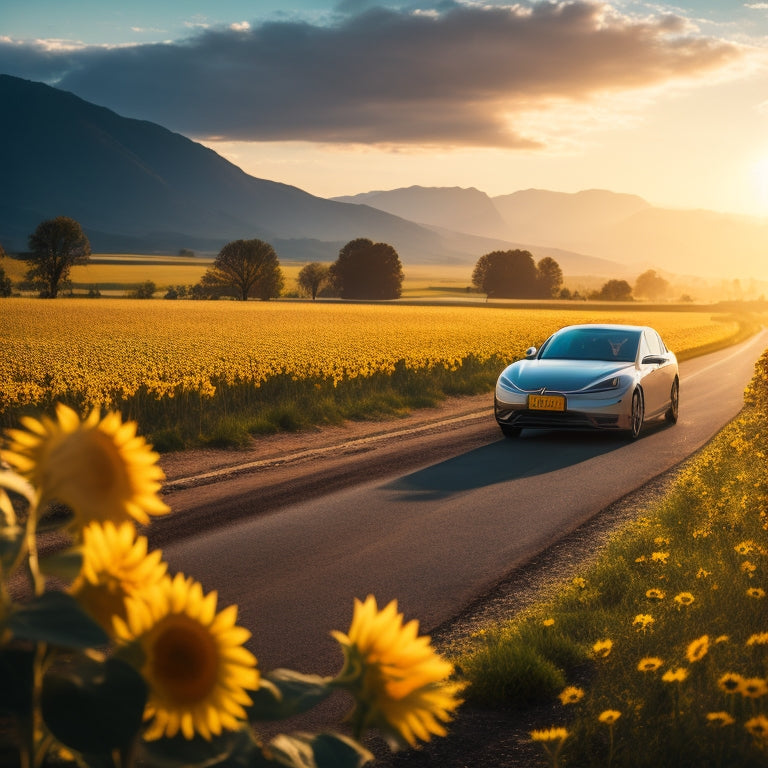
xmin=1 ymin=299 xmax=739 ymax=421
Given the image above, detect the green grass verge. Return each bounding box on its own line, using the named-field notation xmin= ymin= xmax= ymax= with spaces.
xmin=454 ymin=347 xmax=768 ymax=767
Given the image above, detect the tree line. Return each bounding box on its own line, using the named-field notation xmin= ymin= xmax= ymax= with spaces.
xmin=0 ymin=215 xmax=671 ymax=302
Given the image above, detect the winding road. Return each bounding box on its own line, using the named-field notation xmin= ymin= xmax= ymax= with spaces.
xmin=160 ymin=329 xmax=768 ymax=684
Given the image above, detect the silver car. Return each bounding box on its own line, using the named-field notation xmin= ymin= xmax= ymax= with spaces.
xmin=494 ymin=324 xmax=679 ymax=439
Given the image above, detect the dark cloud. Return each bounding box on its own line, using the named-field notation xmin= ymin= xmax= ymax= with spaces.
xmin=0 ymin=2 xmax=743 ymax=146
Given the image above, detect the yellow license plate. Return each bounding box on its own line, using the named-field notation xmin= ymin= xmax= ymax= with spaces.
xmin=528 ymin=394 xmax=566 ymax=411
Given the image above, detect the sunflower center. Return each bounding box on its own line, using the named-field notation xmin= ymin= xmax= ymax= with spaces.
xmin=150 ymin=615 xmax=220 ymax=706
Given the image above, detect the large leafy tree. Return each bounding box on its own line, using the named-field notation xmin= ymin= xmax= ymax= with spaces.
xmin=634 ymin=269 xmax=669 ymax=300
xmin=297 ymin=262 xmax=330 ymax=300
xmin=592 ymin=279 xmax=633 ymax=301
xmin=26 ymin=217 xmax=91 ymax=298
xmin=471 ymin=249 xmax=539 ymax=298
xmin=199 ymin=239 xmax=284 ymax=301
xmin=329 ymin=238 xmax=404 ymax=300
xmin=536 ymin=256 xmax=564 ymax=298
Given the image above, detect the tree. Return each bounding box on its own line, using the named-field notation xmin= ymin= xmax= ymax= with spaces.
xmin=0 ymin=243 xmax=11 ymax=297
xmin=592 ymin=279 xmax=633 ymax=301
xmin=131 ymin=280 xmax=156 ymax=299
xmin=471 ymin=249 xmax=539 ymax=298
xmin=536 ymin=256 xmax=564 ymax=298
xmin=26 ymin=217 xmax=91 ymax=298
xmin=198 ymin=239 xmax=284 ymax=301
xmin=298 ymin=262 xmax=330 ymax=300
xmin=634 ymin=269 xmax=669 ymax=300
xmin=329 ymin=238 xmax=404 ymax=300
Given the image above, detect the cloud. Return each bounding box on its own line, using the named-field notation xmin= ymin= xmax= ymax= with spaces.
xmin=0 ymin=1 xmax=745 ymax=147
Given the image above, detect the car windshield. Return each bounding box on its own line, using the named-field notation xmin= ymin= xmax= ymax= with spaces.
xmin=539 ymin=328 xmax=641 ymax=362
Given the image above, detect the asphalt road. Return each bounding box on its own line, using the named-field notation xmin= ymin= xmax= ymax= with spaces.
xmin=161 ymin=329 xmax=768 ymax=686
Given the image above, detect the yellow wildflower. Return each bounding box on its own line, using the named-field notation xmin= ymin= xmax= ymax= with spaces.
xmin=707 ymin=712 xmax=735 ymax=727
xmin=718 ymin=673 xmax=744 ymax=694
xmin=746 ymin=588 xmax=766 ymax=599
xmin=741 ymin=561 xmax=757 ymax=576
xmin=572 ymin=577 xmax=586 ymax=589
xmin=592 ymin=639 xmax=613 ymax=658
xmin=662 ymin=667 xmax=688 ymax=683
xmin=651 ymin=552 xmax=670 ymax=563
xmin=735 ymin=541 xmax=755 ymax=555
xmin=645 ymin=588 xmax=665 ymax=600
xmin=331 ymin=595 xmax=463 ymax=748
xmin=633 ymin=614 xmax=655 ymax=632
xmin=674 ymin=592 xmax=695 ymax=607
xmin=558 ymin=686 xmax=584 ymax=705
xmin=113 ymin=573 xmax=259 ymax=741
xmin=598 ymin=710 xmax=621 ymax=725
xmin=1 ymin=403 xmax=169 ymax=531
xmin=530 ymin=727 xmax=568 ymax=743
xmin=542 ymin=618 xmax=555 ymax=627
xmin=745 ymin=715 xmax=768 ymax=742
xmin=746 ymin=632 xmax=768 ymax=646
xmin=739 ymin=677 xmax=768 ymax=699
xmin=686 ymin=635 xmax=710 ymax=664
xmin=637 ymin=657 xmax=664 ymax=673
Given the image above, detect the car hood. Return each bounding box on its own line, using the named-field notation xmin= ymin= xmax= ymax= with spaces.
xmin=504 ymin=359 xmax=634 ymax=392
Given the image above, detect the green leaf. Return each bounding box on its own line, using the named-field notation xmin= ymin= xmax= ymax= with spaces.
xmin=0 ymin=647 xmax=35 ymax=717
xmin=39 ymin=546 xmax=83 ymax=582
xmin=249 ymin=669 xmax=333 ymax=721
xmin=8 ymin=591 xmax=109 ymax=647
xmin=267 ymin=732 xmax=373 ymax=768
xmin=42 ymin=654 xmax=147 ymax=756
xmin=140 ymin=725 xmax=260 ymax=768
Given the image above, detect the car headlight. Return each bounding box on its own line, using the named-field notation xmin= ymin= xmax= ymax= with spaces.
xmin=583 ymin=375 xmax=631 ymax=393
xmin=497 ymin=372 xmax=526 ymax=394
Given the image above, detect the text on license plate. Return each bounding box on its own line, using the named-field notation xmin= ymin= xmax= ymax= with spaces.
xmin=528 ymin=394 xmax=566 ymax=411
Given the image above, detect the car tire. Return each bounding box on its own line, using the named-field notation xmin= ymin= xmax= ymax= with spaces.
xmin=500 ymin=425 xmax=521 ymax=439
xmin=665 ymin=378 xmax=679 ymax=424
xmin=629 ymin=389 xmax=644 ymax=439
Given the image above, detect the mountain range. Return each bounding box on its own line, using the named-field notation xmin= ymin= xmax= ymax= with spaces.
xmin=1 ymin=74 xmax=766 ymax=280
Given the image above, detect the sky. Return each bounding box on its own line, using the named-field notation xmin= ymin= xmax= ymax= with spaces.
xmin=2 ymin=1 xmax=768 ymax=217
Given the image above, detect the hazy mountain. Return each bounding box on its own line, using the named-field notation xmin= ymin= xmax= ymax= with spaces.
xmin=0 ymin=75 xmax=445 ymax=261
xmin=345 ymin=184 xmax=768 ymax=279
xmin=332 ymin=186 xmax=510 ymax=239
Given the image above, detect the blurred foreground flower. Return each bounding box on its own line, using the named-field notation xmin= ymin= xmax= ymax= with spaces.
xmin=1 ymin=404 xmax=461 ymax=767
xmin=1 ymin=402 xmax=169 ymax=529
xmin=332 ymin=594 xmax=464 ymax=748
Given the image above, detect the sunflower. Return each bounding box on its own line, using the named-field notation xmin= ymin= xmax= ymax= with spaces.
xmin=739 ymin=677 xmax=768 ymax=699
xmin=717 ymin=672 xmax=744 ymax=694
xmin=331 ymin=595 xmax=464 ymax=748
xmin=706 ymin=712 xmax=735 ymax=727
xmin=662 ymin=667 xmax=688 ymax=683
xmin=1 ymin=403 xmax=169 ymax=531
xmin=592 ymin=639 xmax=613 ymax=658
xmin=598 ymin=710 xmax=621 ymax=726
xmin=686 ymin=635 xmax=710 ymax=664
xmin=637 ymin=657 xmax=664 ymax=673
xmin=530 ymin=727 xmax=568 ymax=742
xmin=113 ymin=573 xmax=259 ymax=741
xmin=71 ymin=521 xmax=168 ymax=631
xmin=558 ymin=686 xmax=584 ymax=705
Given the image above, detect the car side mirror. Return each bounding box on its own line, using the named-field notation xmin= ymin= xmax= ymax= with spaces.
xmin=642 ymin=354 xmax=666 ymax=365
xmin=525 ymin=346 xmax=537 ymax=359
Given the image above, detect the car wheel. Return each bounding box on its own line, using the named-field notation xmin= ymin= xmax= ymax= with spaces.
xmin=665 ymin=378 xmax=679 ymax=424
xmin=629 ymin=389 xmax=644 ymax=439
xmin=500 ymin=425 xmax=521 ymax=439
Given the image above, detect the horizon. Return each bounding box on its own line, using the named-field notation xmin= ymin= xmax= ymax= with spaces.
xmin=1 ymin=1 xmax=768 ymax=222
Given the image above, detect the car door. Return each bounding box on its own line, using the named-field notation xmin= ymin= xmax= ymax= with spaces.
xmin=639 ymin=329 xmax=675 ymax=417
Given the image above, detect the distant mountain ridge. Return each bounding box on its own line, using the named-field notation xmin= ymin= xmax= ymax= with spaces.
xmin=335 ymin=186 xmax=768 ymax=280
xmin=2 ymin=74 xmax=765 ymax=280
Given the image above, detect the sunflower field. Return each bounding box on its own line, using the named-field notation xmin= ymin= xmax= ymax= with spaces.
xmin=0 ymin=299 xmax=747 ymax=448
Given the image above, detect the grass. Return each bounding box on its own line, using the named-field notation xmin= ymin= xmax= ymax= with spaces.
xmin=453 ymin=347 xmax=768 ymax=767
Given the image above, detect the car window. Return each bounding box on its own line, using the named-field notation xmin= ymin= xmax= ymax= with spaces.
xmin=644 ymin=330 xmax=664 ymax=356
xmin=540 ymin=329 xmax=641 ymax=362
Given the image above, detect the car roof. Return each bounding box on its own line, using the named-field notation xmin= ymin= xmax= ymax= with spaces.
xmin=554 ymin=324 xmax=651 ymax=333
